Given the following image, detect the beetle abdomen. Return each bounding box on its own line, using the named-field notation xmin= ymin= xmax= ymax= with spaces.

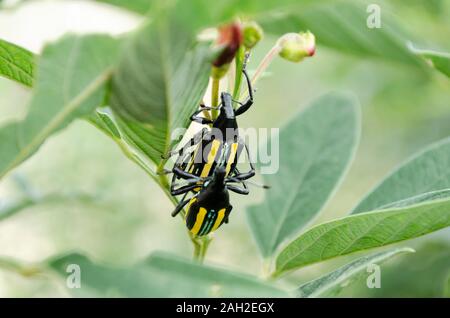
xmin=186 ymin=206 xmax=227 ymax=236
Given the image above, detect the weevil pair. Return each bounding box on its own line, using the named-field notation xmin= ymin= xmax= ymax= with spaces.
xmin=163 ymin=62 xmax=263 ymax=237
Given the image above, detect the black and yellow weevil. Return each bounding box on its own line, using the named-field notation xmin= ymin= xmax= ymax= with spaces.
xmin=164 ymin=67 xmax=256 ymax=197
xmin=171 ymin=165 xmax=236 ymax=236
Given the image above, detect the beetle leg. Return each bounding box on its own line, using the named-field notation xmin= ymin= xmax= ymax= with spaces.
xmin=234 ymin=69 xmax=254 ymax=116
xmin=227 ymin=184 xmax=249 ymax=195
xmin=226 ymin=168 xmax=249 ymax=187
xmin=162 ymin=127 xmax=208 ymax=159
xmin=171 ymin=164 xmax=204 ymax=193
xmin=190 ymin=107 xmax=214 ymax=125
xmin=225 ymin=175 xmax=249 ymax=195
xmin=172 ymin=166 xmax=204 ymax=181
xmin=171 ymin=197 xmax=191 ymax=217
xmin=171 ymin=183 xmax=202 ymax=196
xmin=228 ymin=142 xmax=256 ymax=181
xmin=227 ymin=171 xmax=255 ymax=182
xmin=224 ymin=205 xmax=233 ymax=224
xmin=171 ymin=152 xmax=209 ymax=194
xmin=170 ymin=151 xmax=192 ymax=190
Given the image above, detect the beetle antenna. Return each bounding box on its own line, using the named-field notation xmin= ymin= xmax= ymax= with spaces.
xmin=246 ymin=180 xmax=270 ymax=189
xmin=226 ymin=178 xmax=270 ymax=189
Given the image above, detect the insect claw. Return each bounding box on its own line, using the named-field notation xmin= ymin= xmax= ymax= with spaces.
xmin=157 ymin=169 xmax=172 ymax=175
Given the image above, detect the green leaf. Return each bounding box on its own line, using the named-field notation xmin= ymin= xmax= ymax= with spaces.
xmin=297 ymin=247 xmax=414 ymax=297
xmin=0 ymin=196 xmax=35 ymax=222
xmin=379 ymin=189 xmax=450 ymax=210
xmin=0 ymin=256 xmax=42 ymax=277
xmin=0 ymin=38 xmax=35 ymax=87
xmin=96 ymin=0 xmax=153 ymax=14
xmin=95 ymin=0 xmax=430 ymax=75
xmin=246 ymin=93 xmax=359 ymax=258
xmin=90 ymin=108 xmax=122 ymax=139
xmin=444 ymin=273 xmax=450 ymax=297
xmin=110 ymin=11 xmax=213 ymax=164
xmin=411 ymin=47 xmax=450 ymax=78
xmin=353 ymin=241 xmax=450 ymax=297
xmin=259 ymin=2 xmax=425 ymax=69
xmin=0 ymin=122 xmax=22 ymax=175
xmin=91 ymin=108 xmax=162 ymax=166
xmin=0 ymin=192 xmax=97 ymax=222
xmin=99 ymin=0 xmax=425 ymax=70
xmin=0 ymin=34 xmax=120 ymax=180
xmin=114 ymin=115 xmax=164 ymax=165
xmin=49 ymin=252 xmax=289 ymax=297
xmin=95 ymin=0 xmax=314 ymax=22
xmin=353 ymin=138 xmax=450 ymax=214
xmin=275 ymin=198 xmax=450 ymax=275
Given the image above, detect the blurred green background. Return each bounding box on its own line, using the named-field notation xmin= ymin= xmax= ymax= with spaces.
xmin=0 ymin=0 xmax=449 ymax=297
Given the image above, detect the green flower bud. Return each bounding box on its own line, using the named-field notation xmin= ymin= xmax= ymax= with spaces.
xmin=243 ymin=21 xmax=264 ymax=49
xmin=278 ymin=31 xmax=316 ymax=63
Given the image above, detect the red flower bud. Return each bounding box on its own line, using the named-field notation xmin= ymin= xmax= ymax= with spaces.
xmin=213 ymin=22 xmax=243 ymax=67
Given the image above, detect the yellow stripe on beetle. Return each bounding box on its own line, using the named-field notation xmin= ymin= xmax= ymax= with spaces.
xmin=185 ymin=197 xmax=197 ymax=221
xmin=188 ymin=146 xmax=199 ymax=173
xmin=190 ymin=207 xmax=207 ymax=235
xmin=186 ymin=198 xmax=197 ymax=214
xmin=210 ymin=208 xmax=226 ymax=232
xmin=200 ymin=140 xmax=222 ymax=178
xmin=225 ymin=143 xmax=239 ymax=176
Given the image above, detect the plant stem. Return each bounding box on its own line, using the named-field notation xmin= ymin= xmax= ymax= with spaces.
xmin=157 ymin=156 xmax=213 ymax=263
xmin=261 ymin=258 xmax=274 ymax=280
xmin=0 ymin=257 xmax=42 ymax=277
xmin=192 ymin=235 xmax=212 ymax=263
xmin=253 ymin=45 xmax=281 ymax=85
xmin=200 ymin=236 xmax=212 ymax=262
xmin=211 ymin=77 xmax=220 ymax=119
xmin=95 ymin=120 xmax=213 ymax=263
xmin=192 ymin=237 xmax=202 ymax=260
xmin=202 ymin=99 xmax=212 ymax=121
xmin=240 ymin=44 xmax=281 ymax=101
xmin=232 ymin=46 xmax=246 ymax=101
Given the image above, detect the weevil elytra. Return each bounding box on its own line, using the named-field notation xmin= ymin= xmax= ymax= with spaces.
xmin=171 ymin=166 xmax=234 ymax=236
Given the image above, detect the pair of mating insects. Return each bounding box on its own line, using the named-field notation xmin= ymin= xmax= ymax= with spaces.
xmin=163 ymin=64 xmax=265 ymax=237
